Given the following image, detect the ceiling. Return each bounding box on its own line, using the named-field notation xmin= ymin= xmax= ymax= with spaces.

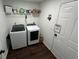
xmin=3 ymin=0 xmax=45 ymax=3
xmin=23 ymin=0 xmax=45 ymax=2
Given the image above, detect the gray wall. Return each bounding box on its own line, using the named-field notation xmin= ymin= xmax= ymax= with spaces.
xmin=0 ymin=0 xmax=9 ymax=59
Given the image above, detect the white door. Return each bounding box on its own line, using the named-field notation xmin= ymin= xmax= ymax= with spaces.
xmin=51 ymin=1 xmax=78 ymax=59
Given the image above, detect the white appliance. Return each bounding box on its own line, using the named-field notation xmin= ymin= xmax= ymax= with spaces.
xmin=10 ymin=25 xmax=27 ymax=49
xmin=27 ymin=25 xmax=40 ymax=45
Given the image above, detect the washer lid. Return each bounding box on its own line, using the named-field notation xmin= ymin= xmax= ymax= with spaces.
xmin=27 ymin=25 xmax=40 ymax=31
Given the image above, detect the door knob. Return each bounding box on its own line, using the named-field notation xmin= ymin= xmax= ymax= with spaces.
xmin=54 ymin=34 xmax=57 ymax=37
xmin=0 ymin=50 xmax=5 ymax=55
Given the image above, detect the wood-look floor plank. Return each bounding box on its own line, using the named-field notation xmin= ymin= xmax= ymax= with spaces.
xmin=7 ymin=43 xmax=56 ymax=59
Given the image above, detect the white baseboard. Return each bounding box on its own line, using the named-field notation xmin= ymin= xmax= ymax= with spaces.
xmin=2 ymin=49 xmax=8 ymax=59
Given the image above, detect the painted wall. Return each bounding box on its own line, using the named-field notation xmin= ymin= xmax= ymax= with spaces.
xmin=39 ymin=0 xmax=61 ymax=50
xmin=0 ymin=0 xmax=9 ymax=59
xmin=3 ymin=0 xmax=40 ymax=31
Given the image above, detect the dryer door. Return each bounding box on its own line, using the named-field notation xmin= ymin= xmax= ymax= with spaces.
xmin=30 ymin=31 xmax=39 ymax=41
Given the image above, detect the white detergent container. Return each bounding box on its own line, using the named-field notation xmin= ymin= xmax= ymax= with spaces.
xmin=10 ymin=24 xmax=27 ymax=49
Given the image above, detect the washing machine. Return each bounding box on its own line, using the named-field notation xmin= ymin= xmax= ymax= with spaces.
xmin=10 ymin=24 xmax=27 ymax=49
